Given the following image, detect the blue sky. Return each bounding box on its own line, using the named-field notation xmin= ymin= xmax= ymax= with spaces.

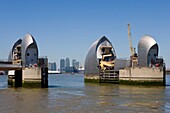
xmin=0 ymin=0 xmax=170 ymax=68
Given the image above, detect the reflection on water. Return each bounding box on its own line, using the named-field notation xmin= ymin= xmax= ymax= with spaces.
xmin=0 ymin=75 xmax=8 ymax=89
xmin=0 ymin=74 xmax=170 ymax=112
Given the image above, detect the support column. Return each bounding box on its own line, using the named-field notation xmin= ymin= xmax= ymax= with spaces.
xmin=163 ymin=66 xmax=166 ymax=86
xmin=15 ymin=69 xmax=22 ymax=87
xmin=41 ymin=67 xmax=48 ymax=88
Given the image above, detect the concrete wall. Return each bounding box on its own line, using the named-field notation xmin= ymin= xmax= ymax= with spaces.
xmin=22 ymin=67 xmax=41 ymax=82
xmin=84 ymin=74 xmax=100 ymax=80
xmin=119 ymin=67 xmax=163 ymax=81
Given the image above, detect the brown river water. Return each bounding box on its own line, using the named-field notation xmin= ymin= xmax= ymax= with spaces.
xmin=0 ymin=74 xmax=170 ymax=113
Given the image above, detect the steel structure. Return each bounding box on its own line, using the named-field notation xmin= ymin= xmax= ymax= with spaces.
xmin=85 ymin=36 xmax=116 ymax=75
xmin=138 ymin=35 xmax=158 ymax=67
xmin=21 ymin=34 xmax=38 ymax=66
xmin=8 ymin=34 xmax=38 ymax=67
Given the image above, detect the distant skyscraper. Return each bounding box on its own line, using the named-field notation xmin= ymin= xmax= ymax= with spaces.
xmin=48 ymin=62 xmax=57 ymax=71
xmin=72 ymin=59 xmax=76 ymax=67
xmin=75 ymin=61 xmax=79 ymax=69
xmin=65 ymin=57 xmax=70 ymax=67
xmin=60 ymin=59 xmax=65 ymax=72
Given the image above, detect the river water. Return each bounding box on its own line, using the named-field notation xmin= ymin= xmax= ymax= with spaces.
xmin=0 ymin=74 xmax=170 ymax=113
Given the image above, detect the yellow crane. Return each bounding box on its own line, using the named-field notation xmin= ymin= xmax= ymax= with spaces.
xmin=127 ymin=23 xmax=134 ymax=56
xmin=127 ymin=23 xmax=138 ymax=67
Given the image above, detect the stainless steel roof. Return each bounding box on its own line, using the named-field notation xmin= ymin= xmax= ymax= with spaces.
xmin=138 ymin=35 xmax=158 ymax=67
xmin=138 ymin=35 xmax=158 ymax=53
xmin=21 ymin=34 xmax=38 ymax=66
xmin=8 ymin=34 xmax=38 ymax=66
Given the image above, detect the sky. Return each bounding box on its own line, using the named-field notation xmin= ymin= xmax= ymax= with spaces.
xmin=0 ymin=0 xmax=170 ymax=68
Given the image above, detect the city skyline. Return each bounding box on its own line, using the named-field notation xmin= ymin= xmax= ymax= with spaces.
xmin=59 ymin=57 xmax=80 ymax=73
xmin=60 ymin=58 xmax=80 ymax=69
xmin=48 ymin=62 xmax=57 ymax=71
xmin=0 ymin=0 xmax=170 ymax=67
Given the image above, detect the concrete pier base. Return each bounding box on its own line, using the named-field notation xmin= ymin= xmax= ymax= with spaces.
xmin=8 ymin=67 xmax=48 ymax=88
xmin=8 ymin=75 xmax=15 ymax=86
xmin=119 ymin=80 xmax=163 ymax=86
xmin=84 ymin=67 xmax=166 ymax=86
xmin=84 ymin=78 xmax=101 ymax=83
xmin=84 ymin=74 xmax=100 ymax=83
xmin=8 ymin=69 xmax=22 ymax=87
xmin=119 ymin=67 xmax=165 ymax=86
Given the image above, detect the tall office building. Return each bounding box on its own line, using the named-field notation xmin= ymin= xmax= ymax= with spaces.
xmin=75 ymin=61 xmax=79 ymax=69
xmin=48 ymin=62 xmax=57 ymax=71
xmin=65 ymin=57 xmax=70 ymax=68
xmin=72 ymin=59 xmax=76 ymax=67
xmin=60 ymin=59 xmax=65 ymax=72
xmin=48 ymin=63 xmax=52 ymax=71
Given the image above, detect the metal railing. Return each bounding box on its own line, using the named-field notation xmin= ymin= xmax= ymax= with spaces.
xmin=100 ymin=69 xmax=119 ymax=83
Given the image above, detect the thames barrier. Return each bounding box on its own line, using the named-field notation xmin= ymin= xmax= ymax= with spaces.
xmin=84 ymin=25 xmax=166 ymax=86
